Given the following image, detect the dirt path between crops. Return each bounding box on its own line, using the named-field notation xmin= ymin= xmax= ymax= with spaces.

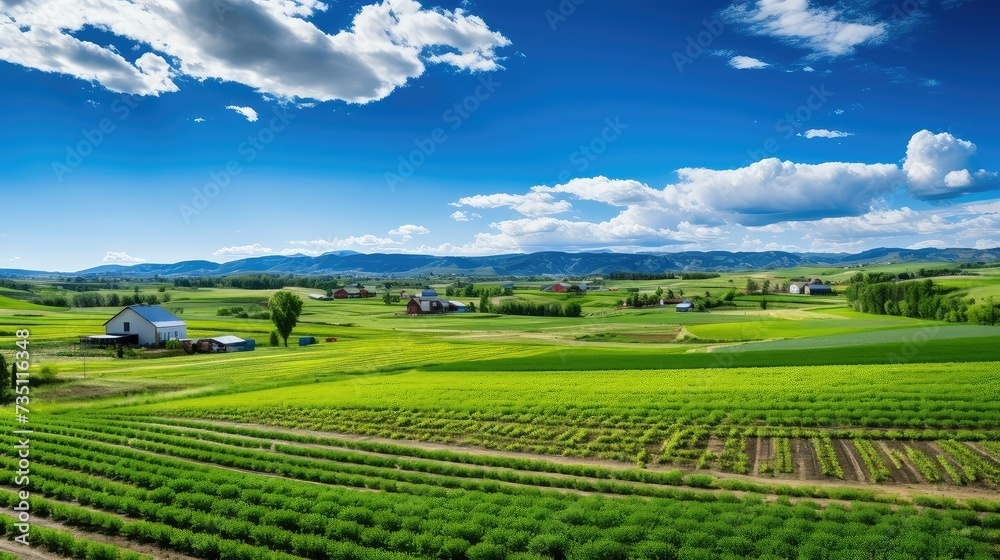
xmin=0 ymin=538 xmax=62 ymax=559
xmin=0 ymin=510 xmax=197 ymax=560
xmin=181 ymin=419 xmax=1000 ymax=503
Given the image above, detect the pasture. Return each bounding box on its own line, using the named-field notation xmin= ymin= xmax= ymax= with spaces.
xmin=2 ymin=270 xmax=1000 ymax=558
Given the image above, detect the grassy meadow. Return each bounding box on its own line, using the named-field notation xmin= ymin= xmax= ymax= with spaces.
xmin=2 ymin=267 xmax=1000 ymax=558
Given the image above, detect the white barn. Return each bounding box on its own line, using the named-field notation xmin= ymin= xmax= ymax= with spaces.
xmin=105 ymin=305 xmax=186 ymax=346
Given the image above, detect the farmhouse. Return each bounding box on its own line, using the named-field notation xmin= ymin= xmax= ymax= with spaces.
xmin=99 ymin=305 xmax=186 ymax=347
xmin=407 ymin=296 xmax=447 ymax=315
xmin=788 ymin=282 xmax=808 ymax=295
xmin=676 ymin=300 xmax=693 ymax=312
xmin=333 ymin=287 xmax=373 ymax=299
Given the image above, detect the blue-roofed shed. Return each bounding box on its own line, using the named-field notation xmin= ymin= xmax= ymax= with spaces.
xmin=676 ymin=300 xmax=694 ymax=312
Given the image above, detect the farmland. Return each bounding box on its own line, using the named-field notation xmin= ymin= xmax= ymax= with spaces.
xmin=2 ymin=269 xmax=1000 ymax=558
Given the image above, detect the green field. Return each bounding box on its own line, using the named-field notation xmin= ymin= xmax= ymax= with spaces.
xmin=2 ymin=273 xmax=1000 ymax=559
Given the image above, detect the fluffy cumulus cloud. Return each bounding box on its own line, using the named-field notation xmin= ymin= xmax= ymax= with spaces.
xmin=724 ymin=0 xmax=886 ymax=57
xmin=225 ymin=105 xmax=258 ymax=122
xmin=450 ymin=210 xmax=481 ymax=222
xmin=729 ymin=55 xmax=770 ymax=69
xmin=664 ymin=159 xmax=903 ymax=225
xmin=0 ymin=0 xmax=510 ymax=102
xmin=102 ymin=251 xmax=145 ymax=263
xmin=800 ymin=129 xmax=854 ymax=139
xmin=903 ymin=130 xmax=999 ymax=199
xmin=388 ymin=224 xmax=429 ymax=239
xmin=445 ymin=130 xmax=999 ymax=253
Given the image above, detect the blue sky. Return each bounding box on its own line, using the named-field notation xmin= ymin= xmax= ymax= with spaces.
xmin=0 ymin=0 xmax=998 ymax=271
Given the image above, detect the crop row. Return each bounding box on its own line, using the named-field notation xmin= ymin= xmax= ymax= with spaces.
xmin=853 ymin=440 xmax=890 ymax=483
xmin=0 ymin=511 xmax=152 ymax=560
xmin=937 ymin=440 xmax=1000 ymax=485
xmin=813 ymin=438 xmax=844 ymax=479
xmin=718 ymin=434 xmax=749 ymax=474
xmin=9 ymin=415 xmax=1000 ymax=559
xmin=88 ymin=415 xmax=1000 ymax=497
xmin=907 ymin=447 xmax=942 ymax=483
xmin=774 ymin=438 xmax=794 ymax=474
xmin=14 ymin=423 xmax=999 ymax=559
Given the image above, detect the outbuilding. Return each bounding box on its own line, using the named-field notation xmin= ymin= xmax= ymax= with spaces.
xmin=676 ymin=300 xmax=694 ymax=312
xmin=804 ymin=284 xmax=833 ymax=295
xmin=407 ymin=296 xmax=447 ymax=314
xmin=103 ymin=305 xmax=186 ymax=347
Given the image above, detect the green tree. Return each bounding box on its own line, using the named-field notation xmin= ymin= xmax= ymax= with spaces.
xmin=269 ymin=291 xmax=303 ymax=347
xmin=564 ymin=301 xmax=582 ymax=317
xmin=479 ymin=293 xmax=491 ymax=313
xmin=269 ymin=331 xmax=280 ymax=347
xmin=0 ymin=354 xmax=11 ymax=405
xmin=760 ymin=297 xmax=768 ymax=310
xmin=746 ymin=279 xmax=759 ymax=295
xmin=762 ymin=279 xmax=771 ymax=294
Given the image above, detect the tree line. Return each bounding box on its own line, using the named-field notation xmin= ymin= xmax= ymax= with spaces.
xmin=845 ymin=275 xmax=1000 ymax=325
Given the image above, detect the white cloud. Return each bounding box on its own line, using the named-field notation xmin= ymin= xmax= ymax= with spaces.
xmin=664 ymin=159 xmax=903 ymax=225
xmin=9 ymin=256 xmax=21 ymax=262
xmin=451 ymin=211 xmax=472 ymax=221
xmin=729 ymin=55 xmax=770 ymax=69
xmin=388 ymin=224 xmax=430 ymax=239
xmin=452 ymin=192 xmax=572 ymax=217
xmin=974 ymin=239 xmax=1000 ymax=250
xmin=903 ymin=130 xmax=999 ymax=199
xmin=0 ymin=0 xmax=510 ymax=103
xmin=102 ymin=251 xmax=146 ymax=263
xmin=907 ymin=239 xmax=948 ymax=250
xmin=800 ymin=129 xmax=854 ymax=139
xmin=724 ymin=0 xmax=886 ymax=57
xmin=226 ymin=106 xmax=259 ymax=122
xmin=295 ymin=236 xmax=399 ymax=251
xmin=213 ymin=243 xmax=273 ymax=257
xmin=193 ymin=117 xmax=205 ymax=123
xmin=803 ymin=66 xmax=815 ymax=72
xmin=834 ymin=109 xmax=845 ymax=115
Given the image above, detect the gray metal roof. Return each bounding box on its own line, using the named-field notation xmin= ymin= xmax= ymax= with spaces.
xmin=104 ymin=305 xmax=185 ymax=327
xmin=208 ymin=336 xmax=246 ymax=345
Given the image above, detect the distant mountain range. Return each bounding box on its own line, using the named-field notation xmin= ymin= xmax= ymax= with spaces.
xmin=4 ymin=247 xmax=999 ymax=278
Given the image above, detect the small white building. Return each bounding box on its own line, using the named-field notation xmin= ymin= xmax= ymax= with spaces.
xmin=104 ymin=305 xmax=186 ymax=346
xmin=789 ymin=282 xmax=808 ymax=294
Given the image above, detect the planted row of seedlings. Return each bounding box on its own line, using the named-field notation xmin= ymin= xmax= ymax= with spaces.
xmin=8 ymin=426 xmax=998 ymax=560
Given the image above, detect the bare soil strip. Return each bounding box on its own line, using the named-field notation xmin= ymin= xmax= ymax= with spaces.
xmin=834 ymin=439 xmax=869 ymax=484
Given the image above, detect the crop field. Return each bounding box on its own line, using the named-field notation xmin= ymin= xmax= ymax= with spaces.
xmin=3 ymin=271 xmax=1000 ymax=558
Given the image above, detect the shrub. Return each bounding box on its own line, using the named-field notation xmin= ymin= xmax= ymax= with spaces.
xmin=269 ymin=331 xmax=280 ymax=347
